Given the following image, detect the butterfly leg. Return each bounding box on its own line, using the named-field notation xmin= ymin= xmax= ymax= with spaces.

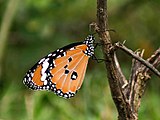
xmin=94 ymin=42 xmax=104 ymax=49
xmin=91 ymin=54 xmax=105 ymax=63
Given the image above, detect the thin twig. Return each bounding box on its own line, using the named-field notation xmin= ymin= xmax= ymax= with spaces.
xmin=147 ymin=48 xmax=160 ymax=63
xmin=144 ymin=48 xmax=160 ymax=75
xmin=128 ymin=50 xmax=143 ymax=101
xmin=115 ymin=42 xmax=160 ymax=77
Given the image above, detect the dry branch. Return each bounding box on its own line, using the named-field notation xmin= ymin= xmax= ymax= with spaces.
xmin=114 ymin=42 xmax=160 ymax=77
xmin=94 ymin=0 xmax=160 ymax=120
xmin=96 ymin=0 xmax=135 ymax=119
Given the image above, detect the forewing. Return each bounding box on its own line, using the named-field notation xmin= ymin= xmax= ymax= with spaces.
xmin=23 ymin=43 xmax=90 ymax=99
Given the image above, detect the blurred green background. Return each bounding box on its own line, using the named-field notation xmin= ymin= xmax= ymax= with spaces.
xmin=0 ymin=0 xmax=160 ymax=120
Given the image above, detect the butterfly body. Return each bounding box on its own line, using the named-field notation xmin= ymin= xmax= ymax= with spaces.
xmin=23 ymin=35 xmax=95 ymax=98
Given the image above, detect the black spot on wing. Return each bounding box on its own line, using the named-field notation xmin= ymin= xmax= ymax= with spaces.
xmin=68 ymin=57 xmax=72 ymax=62
xmin=65 ymin=69 xmax=69 ymax=74
xmin=64 ymin=65 xmax=68 ymax=68
xmin=71 ymin=71 xmax=78 ymax=80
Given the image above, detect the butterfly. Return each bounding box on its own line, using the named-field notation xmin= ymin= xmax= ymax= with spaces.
xmin=23 ymin=34 xmax=95 ymax=99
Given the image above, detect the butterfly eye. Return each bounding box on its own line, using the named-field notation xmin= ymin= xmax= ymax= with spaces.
xmin=23 ymin=34 xmax=95 ymax=98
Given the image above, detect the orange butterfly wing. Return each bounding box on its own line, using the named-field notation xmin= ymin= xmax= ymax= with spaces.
xmin=23 ymin=35 xmax=95 ymax=98
xmin=50 ymin=45 xmax=89 ymax=98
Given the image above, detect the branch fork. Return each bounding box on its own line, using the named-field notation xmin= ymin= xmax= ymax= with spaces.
xmin=94 ymin=0 xmax=160 ymax=119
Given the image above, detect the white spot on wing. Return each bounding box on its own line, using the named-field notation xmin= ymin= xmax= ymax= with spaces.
xmin=41 ymin=58 xmax=49 ymax=81
xmin=48 ymin=53 xmax=52 ymax=56
xmin=57 ymin=90 xmax=61 ymax=93
xmin=72 ymin=74 xmax=77 ymax=79
xmin=52 ymin=54 xmax=56 ymax=56
xmin=63 ymin=52 xmax=66 ymax=56
xmin=28 ymin=77 xmax=31 ymax=81
xmin=44 ymin=80 xmax=48 ymax=85
xmin=41 ymin=73 xmax=47 ymax=81
xmin=23 ymin=78 xmax=26 ymax=82
xmin=39 ymin=58 xmax=45 ymax=64
xmin=47 ymin=86 xmax=49 ymax=89
xmin=64 ymin=94 xmax=68 ymax=98
xmin=42 ymin=62 xmax=49 ymax=74
xmin=57 ymin=55 xmax=61 ymax=58
xmin=70 ymin=47 xmax=74 ymax=50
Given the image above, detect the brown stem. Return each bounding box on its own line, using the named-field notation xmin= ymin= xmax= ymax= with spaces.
xmin=96 ymin=0 xmax=135 ymax=119
xmin=95 ymin=0 xmax=160 ymax=120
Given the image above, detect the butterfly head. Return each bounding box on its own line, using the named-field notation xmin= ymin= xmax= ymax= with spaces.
xmin=83 ymin=34 xmax=95 ymax=57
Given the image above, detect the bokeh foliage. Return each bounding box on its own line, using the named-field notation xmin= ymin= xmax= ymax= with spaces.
xmin=0 ymin=0 xmax=160 ymax=120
